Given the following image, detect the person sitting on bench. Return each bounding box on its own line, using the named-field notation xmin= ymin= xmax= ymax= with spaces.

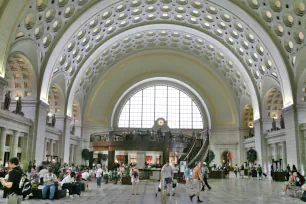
xmin=61 ymin=171 xmax=80 ymax=198
xmin=42 ymin=168 xmax=58 ymax=200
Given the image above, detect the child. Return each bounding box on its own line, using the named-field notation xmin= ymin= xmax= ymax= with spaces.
xmin=172 ymin=179 xmax=178 ymax=196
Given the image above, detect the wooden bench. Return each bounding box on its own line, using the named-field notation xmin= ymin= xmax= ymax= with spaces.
xmin=288 ymin=185 xmax=303 ymax=199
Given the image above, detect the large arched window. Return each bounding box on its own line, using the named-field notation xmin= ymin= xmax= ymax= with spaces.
xmin=118 ymin=85 xmax=203 ymax=129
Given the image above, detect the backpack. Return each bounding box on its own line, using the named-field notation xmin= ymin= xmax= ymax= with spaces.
xmin=14 ymin=169 xmax=32 ymax=198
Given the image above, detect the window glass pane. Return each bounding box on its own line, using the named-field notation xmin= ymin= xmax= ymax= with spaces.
xmin=118 ymin=85 xmax=204 ymax=129
xmin=118 ymin=100 xmax=130 ymax=127
xmin=155 ymin=86 xmax=167 ymax=120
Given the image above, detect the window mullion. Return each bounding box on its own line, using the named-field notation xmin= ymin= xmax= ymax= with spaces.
xmin=154 ymin=86 xmax=156 ymax=121
xmin=166 ymin=86 xmax=168 ymax=121
xmin=179 ymin=91 xmax=180 ymax=129
xmin=141 ymin=90 xmax=143 ymax=128
xmin=128 ymin=99 xmax=131 ymax=128
xmin=191 ymin=100 xmax=193 ymax=129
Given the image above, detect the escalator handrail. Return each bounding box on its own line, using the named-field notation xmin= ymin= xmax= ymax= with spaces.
xmin=183 ymin=128 xmax=208 ymax=161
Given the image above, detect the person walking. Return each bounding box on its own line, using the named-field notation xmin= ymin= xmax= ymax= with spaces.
xmin=190 ymin=162 xmax=204 ymax=203
xmin=239 ymin=164 xmax=244 ymax=178
xmin=95 ymin=164 xmax=103 ymax=188
xmin=257 ymin=164 xmax=263 ymax=180
xmin=0 ymin=158 xmax=23 ymax=204
xmin=201 ymin=162 xmax=212 ymax=191
xmin=162 ymin=161 xmax=173 ymax=196
xmin=130 ymin=167 xmax=139 ymax=195
xmin=234 ymin=164 xmax=239 ymax=177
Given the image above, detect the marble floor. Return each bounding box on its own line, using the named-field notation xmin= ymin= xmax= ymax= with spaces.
xmin=0 ymin=176 xmax=305 ymax=204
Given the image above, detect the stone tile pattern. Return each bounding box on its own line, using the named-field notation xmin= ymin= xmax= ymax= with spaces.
xmin=0 ymin=177 xmax=304 ymax=204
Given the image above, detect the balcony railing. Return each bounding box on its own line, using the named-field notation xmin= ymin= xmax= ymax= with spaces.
xmin=90 ymin=130 xmax=195 ymax=144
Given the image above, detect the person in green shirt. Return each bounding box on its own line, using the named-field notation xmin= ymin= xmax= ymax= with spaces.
xmin=257 ymin=164 xmax=263 ymax=180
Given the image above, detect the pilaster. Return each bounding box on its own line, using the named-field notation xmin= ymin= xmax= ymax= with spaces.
xmin=253 ymin=119 xmax=266 ymax=167
xmin=62 ymin=116 xmax=72 ymax=164
xmin=282 ymin=105 xmax=300 ymax=169
xmin=0 ymin=77 xmax=8 ymax=107
xmin=33 ymin=100 xmax=49 ymax=166
xmin=0 ymin=127 xmax=6 ymax=165
xmin=11 ymin=130 xmax=19 ymax=157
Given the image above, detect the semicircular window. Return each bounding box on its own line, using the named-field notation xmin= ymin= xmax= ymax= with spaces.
xmin=118 ymin=85 xmax=203 ymax=129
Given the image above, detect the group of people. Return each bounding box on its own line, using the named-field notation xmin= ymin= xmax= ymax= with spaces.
xmin=183 ymin=162 xmax=212 ymax=203
xmin=280 ymin=164 xmax=305 ymax=196
xmin=0 ymin=158 xmax=93 ymax=203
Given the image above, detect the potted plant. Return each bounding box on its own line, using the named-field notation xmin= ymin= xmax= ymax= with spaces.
xmin=110 ymin=170 xmax=119 ymax=184
xmin=103 ymin=174 xmax=109 ymax=184
xmin=121 ymin=167 xmax=132 ymax=185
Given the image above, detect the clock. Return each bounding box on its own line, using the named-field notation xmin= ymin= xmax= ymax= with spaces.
xmin=157 ymin=119 xmax=165 ymax=126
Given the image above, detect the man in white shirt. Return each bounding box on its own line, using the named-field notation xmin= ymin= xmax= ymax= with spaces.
xmin=81 ymin=169 xmax=90 ymax=191
xmin=95 ymin=164 xmax=103 ymax=188
xmin=162 ymin=161 xmax=173 ymax=196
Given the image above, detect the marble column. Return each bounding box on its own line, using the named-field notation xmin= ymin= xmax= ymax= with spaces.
xmin=0 ymin=77 xmax=8 ymax=108
xmin=0 ymin=128 xmax=7 ymax=165
xmin=11 ymin=131 xmax=19 ymax=158
xmin=272 ymin=143 xmax=278 ymax=160
xmin=33 ymin=100 xmax=49 ymax=166
xmin=281 ymin=142 xmax=287 ymax=169
xmin=44 ymin=139 xmax=49 ymax=161
xmin=70 ymin=144 xmax=75 ymax=164
xmin=74 ymin=140 xmax=82 ymax=165
xmin=282 ymin=105 xmax=300 ymax=169
xmin=62 ymin=116 xmax=72 ymax=164
xmin=50 ymin=140 xmax=54 ymax=157
xmin=254 ymin=119 xmax=266 ymax=167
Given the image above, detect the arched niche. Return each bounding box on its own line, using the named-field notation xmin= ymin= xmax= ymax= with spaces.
xmin=263 ymin=88 xmax=283 ymax=119
xmin=5 ymin=53 xmax=37 ymax=101
xmin=48 ymin=83 xmax=64 ymax=116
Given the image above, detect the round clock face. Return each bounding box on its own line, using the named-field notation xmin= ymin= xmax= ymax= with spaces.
xmin=158 ymin=119 xmax=164 ymax=126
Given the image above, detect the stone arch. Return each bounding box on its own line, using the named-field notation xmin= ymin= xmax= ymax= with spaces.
xmin=36 ymin=0 xmax=293 ymax=121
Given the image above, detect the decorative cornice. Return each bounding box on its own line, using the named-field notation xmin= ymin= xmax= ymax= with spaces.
xmin=0 ymin=109 xmax=32 ymax=126
xmin=282 ymin=104 xmax=295 ymax=115
xmin=46 ymin=125 xmax=62 ymax=136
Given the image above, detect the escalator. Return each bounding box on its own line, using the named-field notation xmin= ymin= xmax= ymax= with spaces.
xmin=179 ymin=129 xmax=209 ymax=165
xmin=188 ymin=131 xmax=210 ymax=169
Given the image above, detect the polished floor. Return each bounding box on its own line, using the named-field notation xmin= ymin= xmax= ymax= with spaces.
xmin=0 ymin=175 xmax=305 ymax=204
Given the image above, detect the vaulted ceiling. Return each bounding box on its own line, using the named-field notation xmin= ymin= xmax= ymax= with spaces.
xmin=1 ymin=0 xmax=303 ymax=126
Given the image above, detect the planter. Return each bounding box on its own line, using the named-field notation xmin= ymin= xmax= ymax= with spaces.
xmin=112 ymin=180 xmax=118 ymax=184
xmin=104 ymin=179 xmax=109 ymax=184
xmin=121 ymin=176 xmax=132 ymax=185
